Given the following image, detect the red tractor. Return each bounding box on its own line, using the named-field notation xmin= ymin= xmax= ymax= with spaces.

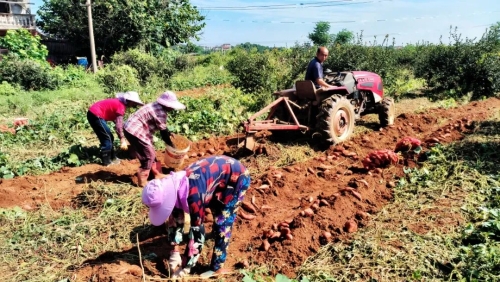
xmin=240 ymin=70 xmax=395 ymax=150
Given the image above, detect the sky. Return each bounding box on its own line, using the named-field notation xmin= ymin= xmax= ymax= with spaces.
xmin=31 ymin=0 xmax=499 ymax=47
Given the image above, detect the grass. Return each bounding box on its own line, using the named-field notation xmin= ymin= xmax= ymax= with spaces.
xmin=2 ymin=63 xmax=499 ymax=281
xmin=295 ymin=116 xmax=500 ymax=281
xmin=0 ymin=181 xmax=147 ymax=282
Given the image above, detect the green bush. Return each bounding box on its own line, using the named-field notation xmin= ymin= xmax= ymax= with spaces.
xmin=96 ymin=63 xmax=141 ymax=94
xmin=414 ymin=28 xmax=500 ymax=99
xmin=226 ymin=48 xmax=279 ymax=94
xmin=0 ymin=28 xmax=48 ymax=62
xmin=57 ymin=64 xmax=95 ymax=88
xmin=167 ymin=64 xmax=234 ymax=91
xmin=0 ymin=54 xmax=60 ymax=90
xmin=0 ymin=81 xmax=20 ymax=96
xmin=174 ymin=54 xmax=197 ymax=72
xmin=198 ymin=52 xmax=231 ymax=67
xmin=111 ymin=48 xmax=175 ymax=84
xmin=167 ymin=87 xmax=258 ymax=140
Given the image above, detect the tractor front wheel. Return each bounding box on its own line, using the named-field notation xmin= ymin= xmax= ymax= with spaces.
xmin=317 ymin=95 xmax=356 ymax=144
xmin=378 ymin=97 xmax=395 ymax=127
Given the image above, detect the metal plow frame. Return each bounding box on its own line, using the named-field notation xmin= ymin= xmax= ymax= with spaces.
xmin=240 ymin=97 xmax=310 ymax=150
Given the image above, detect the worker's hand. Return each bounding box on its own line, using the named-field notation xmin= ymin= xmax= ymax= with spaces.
xmin=168 ymin=251 xmax=182 ymax=271
xmin=120 ymin=138 xmax=128 ymax=151
xmin=172 ymin=267 xmax=191 ymax=278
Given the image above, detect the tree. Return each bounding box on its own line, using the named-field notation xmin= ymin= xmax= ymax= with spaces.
xmin=0 ymin=29 xmax=48 ymax=62
xmin=36 ymin=0 xmax=205 ymax=56
xmin=236 ymin=42 xmax=274 ymax=53
xmin=332 ymin=29 xmax=354 ymax=45
xmin=308 ymin=21 xmax=333 ymax=46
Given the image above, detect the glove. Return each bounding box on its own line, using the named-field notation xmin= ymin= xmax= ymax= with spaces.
xmin=120 ymin=138 xmax=128 ymax=151
xmin=168 ymin=251 xmax=182 ymax=271
xmin=172 ymin=267 xmax=190 ymax=278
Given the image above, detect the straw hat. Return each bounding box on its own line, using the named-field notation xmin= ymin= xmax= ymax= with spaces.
xmin=116 ymin=91 xmax=144 ymax=105
xmin=157 ymin=91 xmax=186 ymax=110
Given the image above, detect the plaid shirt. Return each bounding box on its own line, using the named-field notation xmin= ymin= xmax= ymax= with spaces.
xmin=124 ymin=102 xmax=168 ymax=146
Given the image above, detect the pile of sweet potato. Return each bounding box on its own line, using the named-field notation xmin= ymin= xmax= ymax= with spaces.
xmin=361 ymin=149 xmax=399 ymax=170
xmin=394 ymin=136 xmax=422 ymax=152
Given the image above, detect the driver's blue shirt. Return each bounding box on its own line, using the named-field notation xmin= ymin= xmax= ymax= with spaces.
xmin=305 ymin=57 xmax=323 ymax=89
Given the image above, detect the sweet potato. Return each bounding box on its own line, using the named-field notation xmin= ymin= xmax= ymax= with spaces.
xmin=280 ymin=227 xmax=291 ymax=236
xmin=238 ymin=211 xmax=256 ymax=220
xmin=322 ymin=231 xmax=332 ymax=240
xmin=425 ymin=137 xmax=440 ymax=144
xmin=241 ymin=201 xmax=257 ymax=213
xmin=319 ymin=199 xmax=330 ymax=207
xmin=258 ymin=184 xmax=270 ymax=189
xmin=317 ymin=164 xmax=334 ymax=171
xmin=283 ymin=218 xmax=294 ymax=224
xmin=351 ymin=190 xmax=362 ymax=201
xmin=261 ymin=240 xmax=270 ymax=251
xmin=251 ymin=195 xmax=257 ymax=207
xmin=345 ymin=151 xmax=357 ymax=157
xmin=340 ymin=187 xmax=355 ymax=193
xmin=358 ymin=179 xmax=369 ymax=187
xmin=310 ymin=203 xmax=319 ymax=211
xmin=285 ymin=234 xmax=293 ymax=240
xmin=278 ymin=222 xmax=289 ymax=229
xmin=362 ymin=149 xmax=399 ymax=170
xmin=302 ymin=208 xmax=314 ymax=217
xmin=270 ymin=231 xmax=281 ymax=239
xmin=355 ymin=211 xmax=368 ymax=220
xmin=344 ymin=220 xmax=358 ymax=233
xmin=395 ymin=137 xmax=422 ymax=152
xmin=263 ymin=230 xmax=273 ymax=239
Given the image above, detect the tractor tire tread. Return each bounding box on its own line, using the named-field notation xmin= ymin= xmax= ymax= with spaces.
xmin=378 ymin=97 xmax=395 ymax=127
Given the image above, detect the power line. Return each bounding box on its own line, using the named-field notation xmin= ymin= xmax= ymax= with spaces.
xmin=196 ymin=23 xmax=495 ymax=46
xmin=197 ymin=0 xmax=392 ymax=10
xmin=202 ymin=10 xmax=499 ymax=24
xmin=196 ymin=0 xmax=354 ymax=9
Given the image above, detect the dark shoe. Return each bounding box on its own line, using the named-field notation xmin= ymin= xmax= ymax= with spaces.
xmin=101 ymin=150 xmax=112 ymax=166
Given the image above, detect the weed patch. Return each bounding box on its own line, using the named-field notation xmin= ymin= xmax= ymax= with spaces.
xmin=297 ymin=118 xmax=500 ymax=281
xmin=0 ymin=182 xmax=146 ymax=282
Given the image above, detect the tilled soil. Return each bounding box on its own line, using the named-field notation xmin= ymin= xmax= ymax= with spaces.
xmin=1 ymin=98 xmax=499 ymax=281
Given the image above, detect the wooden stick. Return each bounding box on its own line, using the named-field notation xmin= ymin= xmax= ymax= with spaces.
xmin=136 ymin=233 xmax=146 ymax=282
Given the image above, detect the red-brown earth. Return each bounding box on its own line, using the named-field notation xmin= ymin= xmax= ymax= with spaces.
xmin=1 ymin=98 xmax=499 ymax=281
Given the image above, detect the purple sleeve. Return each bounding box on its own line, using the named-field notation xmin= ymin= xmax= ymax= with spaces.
xmin=114 ymin=115 xmax=124 ymax=139
xmin=153 ymin=103 xmax=168 ymax=131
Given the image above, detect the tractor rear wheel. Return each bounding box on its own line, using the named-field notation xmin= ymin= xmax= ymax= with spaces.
xmin=317 ymin=95 xmax=356 ymax=144
xmin=378 ymin=97 xmax=395 ymax=127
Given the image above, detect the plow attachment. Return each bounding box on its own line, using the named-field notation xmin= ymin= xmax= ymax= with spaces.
xmin=239 ymin=96 xmax=310 ymax=151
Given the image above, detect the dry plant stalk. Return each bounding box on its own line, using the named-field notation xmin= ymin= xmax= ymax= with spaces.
xmin=136 ymin=233 xmax=146 ymax=282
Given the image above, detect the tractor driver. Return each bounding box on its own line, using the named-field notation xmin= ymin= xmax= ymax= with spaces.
xmin=305 ymin=46 xmax=331 ymax=89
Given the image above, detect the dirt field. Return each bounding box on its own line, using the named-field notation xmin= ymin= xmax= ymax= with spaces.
xmin=1 ymin=97 xmax=499 ymax=281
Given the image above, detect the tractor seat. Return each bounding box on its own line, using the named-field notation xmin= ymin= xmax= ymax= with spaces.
xmin=294 ymin=80 xmax=318 ymax=101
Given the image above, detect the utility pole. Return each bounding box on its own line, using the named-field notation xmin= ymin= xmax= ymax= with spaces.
xmin=82 ymin=0 xmax=97 ymax=73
